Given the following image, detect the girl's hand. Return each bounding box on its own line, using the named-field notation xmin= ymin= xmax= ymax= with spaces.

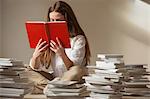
xmin=50 ymin=37 xmax=65 ymax=56
xmin=32 ymin=38 xmax=49 ymax=59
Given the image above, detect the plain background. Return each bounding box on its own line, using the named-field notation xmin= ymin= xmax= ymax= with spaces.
xmin=0 ymin=0 xmax=2 ymax=57
xmin=0 ymin=0 xmax=150 ymax=68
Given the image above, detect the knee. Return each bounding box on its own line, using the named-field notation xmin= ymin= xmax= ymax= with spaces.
xmin=61 ymin=65 xmax=88 ymax=81
xmin=70 ymin=65 xmax=88 ymax=76
xmin=68 ymin=65 xmax=87 ymax=79
xmin=69 ymin=66 xmax=82 ymax=75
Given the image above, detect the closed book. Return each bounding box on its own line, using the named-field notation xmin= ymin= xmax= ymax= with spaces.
xmin=48 ymin=86 xmax=86 ymax=93
xmin=97 ymin=54 xmax=123 ymax=59
xmin=48 ymin=80 xmax=78 ymax=87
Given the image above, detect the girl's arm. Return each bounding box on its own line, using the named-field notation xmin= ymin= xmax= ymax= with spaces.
xmin=29 ymin=56 xmax=41 ymax=70
xmin=59 ymin=50 xmax=73 ymax=70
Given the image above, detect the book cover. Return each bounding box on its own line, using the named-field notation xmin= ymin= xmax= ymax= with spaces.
xmin=25 ymin=21 xmax=71 ymax=48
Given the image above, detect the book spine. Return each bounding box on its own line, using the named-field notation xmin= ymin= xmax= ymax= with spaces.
xmin=45 ymin=23 xmax=50 ymax=44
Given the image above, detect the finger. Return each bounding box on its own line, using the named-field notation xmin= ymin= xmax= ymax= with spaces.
xmin=36 ymin=38 xmax=43 ymax=47
xmin=50 ymin=40 xmax=58 ymax=48
xmin=51 ymin=40 xmax=57 ymax=46
xmin=50 ymin=47 xmax=55 ymax=52
xmin=39 ymin=44 xmax=49 ymax=52
xmin=39 ymin=41 xmax=47 ymax=49
xmin=56 ymin=37 xmax=62 ymax=47
xmin=50 ymin=42 xmax=55 ymax=48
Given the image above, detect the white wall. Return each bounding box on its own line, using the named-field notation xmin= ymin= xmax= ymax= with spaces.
xmin=0 ymin=0 xmax=2 ymax=56
xmin=67 ymin=0 xmax=150 ymax=65
xmin=148 ymin=3 xmax=150 ymax=68
xmin=2 ymin=0 xmax=50 ymax=63
xmin=1 ymin=0 xmax=150 ymax=66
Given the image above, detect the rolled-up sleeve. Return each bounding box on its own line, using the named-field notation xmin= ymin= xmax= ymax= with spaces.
xmin=67 ymin=35 xmax=86 ymax=66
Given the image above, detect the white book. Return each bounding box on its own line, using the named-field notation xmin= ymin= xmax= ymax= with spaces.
xmin=84 ymin=79 xmax=117 ymax=86
xmin=90 ymin=92 xmax=121 ymax=99
xmin=90 ymin=94 xmax=111 ymax=99
xmin=0 ymin=88 xmax=25 ymax=95
xmin=95 ymin=72 xmax=122 ymax=76
xmin=96 ymin=61 xmax=116 ymax=69
xmin=0 ymin=77 xmax=14 ymax=81
xmin=0 ymin=69 xmax=26 ymax=76
xmin=122 ymin=96 xmax=150 ymax=99
xmin=0 ymin=61 xmax=23 ymax=66
xmin=45 ymin=90 xmax=89 ymax=97
xmin=45 ymin=92 xmax=80 ymax=96
xmin=0 ymin=71 xmax=20 ymax=76
xmin=57 ymin=84 xmax=84 ymax=89
xmin=46 ymin=83 xmax=84 ymax=89
xmin=87 ymin=87 xmax=115 ymax=94
xmin=0 ymin=58 xmax=13 ymax=61
xmin=97 ymin=54 xmax=123 ymax=59
xmin=94 ymin=69 xmax=118 ymax=74
xmin=124 ymin=88 xmax=150 ymax=92
xmin=48 ymin=86 xmax=86 ymax=93
xmin=48 ymin=80 xmax=78 ymax=87
xmin=0 ymin=88 xmax=32 ymax=96
xmin=99 ymin=58 xmax=124 ymax=64
xmin=0 ymin=59 xmax=23 ymax=63
xmin=124 ymin=82 xmax=150 ymax=85
xmin=0 ymin=81 xmax=34 ymax=89
xmin=83 ymin=76 xmax=110 ymax=83
xmin=87 ymin=65 xmax=119 ymax=71
xmin=0 ymin=80 xmax=15 ymax=83
xmin=0 ymin=68 xmax=8 ymax=71
xmin=125 ymin=64 xmax=148 ymax=70
xmin=94 ymin=71 xmax=122 ymax=77
xmin=90 ymin=73 xmax=121 ymax=79
xmin=0 ymin=93 xmax=22 ymax=97
xmin=85 ymin=83 xmax=113 ymax=91
xmin=96 ymin=61 xmax=124 ymax=69
xmin=0 ymin=75 xmax=21 ymax=79
xmin=0 ymin=77 xmax=30 ymax=82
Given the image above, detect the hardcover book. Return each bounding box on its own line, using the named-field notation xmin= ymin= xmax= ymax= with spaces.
xmin=25 ymin=21 xmax=71 ymax=48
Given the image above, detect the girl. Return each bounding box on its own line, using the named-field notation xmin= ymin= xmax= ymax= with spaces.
xmin=28 ymin=1 xmax=91 ymax=94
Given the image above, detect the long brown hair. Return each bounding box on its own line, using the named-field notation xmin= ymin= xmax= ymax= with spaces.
xmin=40 ymin=48 xmax=53 ymax=69
xmin=46 ymin=1 xmax=91 ymax=65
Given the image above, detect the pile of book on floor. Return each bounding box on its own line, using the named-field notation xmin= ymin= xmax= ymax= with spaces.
xmin=44 ymin=78 xmax=89 ymax=98
xmin=121 ymin=64 xmax=150 ymax=99
xmin=83 ymin=54 xmax=124 ymax=99
xmin=0 ymin=58 xmax=33 ymax=99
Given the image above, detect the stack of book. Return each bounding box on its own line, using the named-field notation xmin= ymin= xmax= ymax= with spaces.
xmin=84 ymin=54 xmax=124 ymax=99
xmin=44 ymin=79 xmax=89 ymax=98
xmin=0 ymin=58 xmax=33 ymax=99
xmin=121 ymin=64 xmax=150 ymax=99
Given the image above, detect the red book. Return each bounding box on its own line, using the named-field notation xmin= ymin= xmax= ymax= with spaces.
xmin=25 ymin=21 xmax=71 ymax=48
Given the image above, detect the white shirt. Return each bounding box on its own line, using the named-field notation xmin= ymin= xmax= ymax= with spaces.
xmin=30 ymin=35 xmax=86 ymax=77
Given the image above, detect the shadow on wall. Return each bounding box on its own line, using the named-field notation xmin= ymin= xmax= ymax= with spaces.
xmin=110 ymin=13 xmax=150 ymax=46
xmin=106 ymin=0 xmax=150 ymax=46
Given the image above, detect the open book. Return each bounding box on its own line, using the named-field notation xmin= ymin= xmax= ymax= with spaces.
xmin=25 ymin=21 xmax=71 ymax=48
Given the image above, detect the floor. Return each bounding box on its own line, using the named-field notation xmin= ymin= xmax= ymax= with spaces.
xmin=24 ymin=94 xmax=89 ymax=99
